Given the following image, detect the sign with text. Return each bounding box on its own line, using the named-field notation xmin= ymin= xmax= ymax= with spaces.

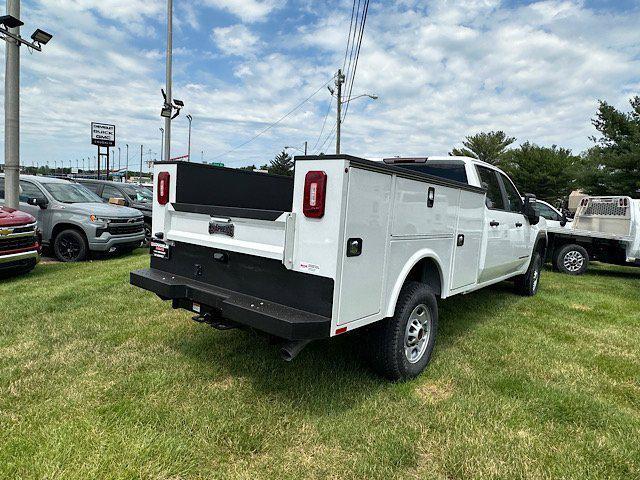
xmin=91 ymin=122 xmax=116 ymax=147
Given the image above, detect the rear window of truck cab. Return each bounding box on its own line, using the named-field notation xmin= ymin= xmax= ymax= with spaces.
xmin=394 ymin=161 xmax=468 ymax=184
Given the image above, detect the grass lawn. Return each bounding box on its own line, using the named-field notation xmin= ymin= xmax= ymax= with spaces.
xmin=1 ymin=250 xmax=639 ymax=479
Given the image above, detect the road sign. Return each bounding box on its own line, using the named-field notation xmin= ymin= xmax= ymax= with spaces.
xmin=211 ymin=162 xmax=224 ymax=167
xmin=91 ymin=122 xmax=116 ymax=147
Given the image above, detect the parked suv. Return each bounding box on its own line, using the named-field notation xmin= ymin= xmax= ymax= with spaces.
xmin=0 ymin=207 xmax=39 ymax=275
xmin=0 ymin=175 xmax=145 ymax=262
xmin=77 ymin=179 xmax=152 ymax=240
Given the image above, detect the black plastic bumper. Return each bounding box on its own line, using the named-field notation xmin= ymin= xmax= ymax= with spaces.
xmin=131 ymin=268 xmax=331 ymax=340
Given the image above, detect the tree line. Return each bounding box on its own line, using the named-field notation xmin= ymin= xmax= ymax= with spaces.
xmin=450 ymin=96 xmax=640 ymax=204
xmin=256 ymin=95 xmax=639 ymax=204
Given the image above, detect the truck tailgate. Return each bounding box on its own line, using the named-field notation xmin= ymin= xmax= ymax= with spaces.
xmin=166 ymin=205 xmax=295 ymax=262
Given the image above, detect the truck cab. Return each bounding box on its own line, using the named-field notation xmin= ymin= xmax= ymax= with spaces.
xmin=131 ymin=155 xmax=545 ymax=380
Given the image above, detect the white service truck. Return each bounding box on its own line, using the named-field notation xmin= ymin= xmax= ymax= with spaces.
xmin=131 ymin=155 xmax=547 ymax=380
xmin=547 ymin=196 xmax=640 ymax=275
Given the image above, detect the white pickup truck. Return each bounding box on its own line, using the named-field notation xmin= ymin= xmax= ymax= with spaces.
xmin=131 ymin=155 xmax=547 ymax=380
xmin=547 ymin=196 xmax=640 ymax=275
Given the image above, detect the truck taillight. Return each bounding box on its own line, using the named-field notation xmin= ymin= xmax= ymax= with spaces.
xmin=303 ymin=171 xmax=327 ymax=218
xmin=158 ymin=172 xmax=170 ymax=205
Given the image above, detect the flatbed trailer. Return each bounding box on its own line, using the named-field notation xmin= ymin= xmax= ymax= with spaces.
xmin=546 ymin=196 xmax=640 ymax=274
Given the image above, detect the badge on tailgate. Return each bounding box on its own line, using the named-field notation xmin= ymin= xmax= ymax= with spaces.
xmin=209 ymin=218 xmax=234 ymax=237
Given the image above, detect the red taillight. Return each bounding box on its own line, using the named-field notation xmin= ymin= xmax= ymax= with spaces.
xmin=303 ymin=171 xmax=327 ymax=218
xmin=157 ymin=171 xmax=170 ymax=205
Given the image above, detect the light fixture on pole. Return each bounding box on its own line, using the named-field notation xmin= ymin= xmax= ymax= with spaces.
xmin=285 ymin=142 xmax=308 ymax=155
xmin=0 ymin=9 xmax=52 ymax=208
xmin=186 ymin=114 xmax=192 ymax=162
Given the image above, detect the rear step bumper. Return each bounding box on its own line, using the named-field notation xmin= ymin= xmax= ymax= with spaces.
xmin=131 ymin=268 xmax=331 ymax=340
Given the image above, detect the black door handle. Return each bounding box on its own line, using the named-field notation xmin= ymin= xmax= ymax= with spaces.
xmin=515 ymin=222 xmax=523 ymax=227
xmin=489 ymin=220 xmax=500 ymax=227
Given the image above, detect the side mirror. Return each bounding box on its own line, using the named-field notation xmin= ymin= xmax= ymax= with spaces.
xmin=522 ymin=194 xmax=540 ymax=225
xmin=560 ymin=213 xmax=568 ymax=227
xmin=27 ymin=197 xmax=48 ymax=209
xmin=109 ymin=197 xmax=126 ymax=206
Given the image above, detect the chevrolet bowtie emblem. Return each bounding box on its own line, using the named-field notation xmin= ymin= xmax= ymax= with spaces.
xmin=0 ymin=229 xmax=12 ymax=236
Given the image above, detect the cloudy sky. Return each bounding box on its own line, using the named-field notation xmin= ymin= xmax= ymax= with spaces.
xmin=0 ymin=0 xmax=638 ymax=170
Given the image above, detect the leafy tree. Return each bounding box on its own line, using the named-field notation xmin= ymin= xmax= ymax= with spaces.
xmin=450 ymin=131 xmax=516 ymax=165
xmin=238 ymin=165 xmax=257 ymax=171
xmin=269 ymin=150 xmax=294 ymax=176
xmin=577 ymin=96 xmax=640 ymax=197
xmin=501 ymin=142 xmax=580 ymax=204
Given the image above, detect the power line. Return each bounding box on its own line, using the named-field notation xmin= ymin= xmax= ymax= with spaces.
xmin=343 ymin=0 xmax=362 ymax=98
xmin=312 ymin=95 xmax=333 ymax=151
xmin=315 ymin=123 xmax=337 ymax=154
xmin=343 ymin=0 xmax=370 ymax=124
xmin=210 ymin=74 xmax=336 ymax=161
xmin=342 ymin=0 xmax=358 ymax=72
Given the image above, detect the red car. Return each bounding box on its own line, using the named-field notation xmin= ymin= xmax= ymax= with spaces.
xmin=0 ymin=207 xmax=40 ymax=276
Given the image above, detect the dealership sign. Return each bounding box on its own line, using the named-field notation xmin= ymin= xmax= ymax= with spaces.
xmin=91 ymin=122 xmax=116 ymax=147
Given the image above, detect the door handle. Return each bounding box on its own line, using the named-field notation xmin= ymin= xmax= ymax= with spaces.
xmin=515 ymin=222 xmax=523 ymax=227
xmin=489 ymin=220 xmax=500 ymax=227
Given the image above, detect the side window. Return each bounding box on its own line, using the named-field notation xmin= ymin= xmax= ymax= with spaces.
xmin=499 ymin=174 xmax=524 ymax=213
xmin=83 ymin=183 xmax=101 ymax=194
xmin=536 ymin=203 xmax=560 ymax=221
xmin=19 ymin=181 xmax=46 ymax=203
xmin=101 ymin=186 xmax=122 ymax=201
xmin=476 ymin=166 xmax=505 ymax=210
xmin=0 ymin=182 xmax=4 ymax=200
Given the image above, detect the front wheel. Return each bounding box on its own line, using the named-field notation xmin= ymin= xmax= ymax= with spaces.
xmin=53 ymin=229 xmax=88 ymax=262
xmin=368 ymin=282 xmax=438 ymax=381
xmin=514 ymin=252 xmax=542 ymax=296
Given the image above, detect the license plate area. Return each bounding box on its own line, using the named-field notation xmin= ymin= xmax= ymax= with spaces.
xmin=209 ymin=219 xmax=235 ymax=237
xmin=150 ymin=241 xmax=170 ymax=259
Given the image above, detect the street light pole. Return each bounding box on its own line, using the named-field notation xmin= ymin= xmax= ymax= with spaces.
xmin=140 ymin=144 xmax=143 ymax=183
xmin=4 ymin=0 xmax=20 ymax=208
xmin=125 ymin=144 xmax=129 ymax=181
xmin=186 ymin=114 xmax=192 ymax=161
xmin=118 ymin=146 xmax=121 ymax=172
xmin=163 ymin=0 xmax=173 ymax=165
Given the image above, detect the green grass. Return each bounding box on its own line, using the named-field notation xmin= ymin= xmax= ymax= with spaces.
xmin=1 ymin=251 xmax=639 ymax=479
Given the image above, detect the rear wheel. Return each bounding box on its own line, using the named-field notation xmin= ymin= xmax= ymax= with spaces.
xmin=555 ymin=244 xmax=589 ymax=275
xmin=369 ymin=282 xmax=438 ymax=381
xmin=53 ymin=229 xmax=88 ymax=262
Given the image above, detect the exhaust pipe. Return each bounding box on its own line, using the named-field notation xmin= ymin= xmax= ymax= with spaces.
xmin=280 ymin=339 xmax=311 ymax=362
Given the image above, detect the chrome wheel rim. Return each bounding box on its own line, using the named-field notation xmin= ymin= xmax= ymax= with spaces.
xmin=563 ymin=251 xmax=584 ymax=272
xmin=404 ymin=304 xmax=431 ymax=364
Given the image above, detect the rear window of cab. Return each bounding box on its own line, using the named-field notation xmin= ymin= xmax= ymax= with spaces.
xmin=394 ymin=161 xmax=468 ymax=184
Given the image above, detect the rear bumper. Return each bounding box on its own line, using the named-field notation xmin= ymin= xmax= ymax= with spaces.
xmin=130 ymin=268 xmax=331 ymax=340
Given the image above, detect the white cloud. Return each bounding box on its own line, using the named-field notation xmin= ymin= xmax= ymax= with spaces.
xmin=201 ymin=0 xmax=284 ymax=23
xmin=212 ymin=24 xmax=261 ymax=57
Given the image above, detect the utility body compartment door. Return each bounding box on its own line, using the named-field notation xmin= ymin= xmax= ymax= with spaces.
xmin=450 ymin=190 xmax=484 ymax=289
xmin=337 ymin=168 xmax=392 ymax=324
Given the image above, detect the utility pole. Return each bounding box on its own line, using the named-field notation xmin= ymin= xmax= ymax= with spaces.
xmin=125 ymin=144 xmax=129 ymax=181
xmin=163 ymin=0 xmax=173 ymax=165
xmin=335 ymin=69 xmax=345 ymax=154
xmin=159 ymin=127 xmax=164 ymax=161
xmin=4 ymin=0 xmax=20 ymax=208
xmin=304 ymin=140 xmax=308 ymax=155
xmin=186 ymin=114 xmax=192 ymax=161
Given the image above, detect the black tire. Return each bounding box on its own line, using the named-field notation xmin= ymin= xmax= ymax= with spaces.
xmin=53 ymin=229 xmax=88 ymax=262
xmin=369 ymin=282 xmax=438 ymax=382
xmin=555 ymin=244 xmax=589 ymax=275
xmin=514 ymin=251 xmax=542 ymax=296
xmin=143 ymin=222 xmax=152 ymax=245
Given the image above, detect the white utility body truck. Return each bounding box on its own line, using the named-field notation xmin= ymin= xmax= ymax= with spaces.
xmin=131 ymin=155 xmax=547 ymax=380
xmin=547 ymin=196 xmax=640 ymax=275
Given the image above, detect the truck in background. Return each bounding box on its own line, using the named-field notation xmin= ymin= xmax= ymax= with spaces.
xmin=131 ymin=155 xmax=546 ymax=381
xmin=547 ymin=196 xmax=640 ymax=275
xmin=0 ymin=207 xmax=40 ymax=276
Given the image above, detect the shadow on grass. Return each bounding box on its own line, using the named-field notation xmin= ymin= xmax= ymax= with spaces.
xmin=585 ymin=262 xmax=640 ymax=280
xmin=167 ymin=281 xmax=519 ymax=414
